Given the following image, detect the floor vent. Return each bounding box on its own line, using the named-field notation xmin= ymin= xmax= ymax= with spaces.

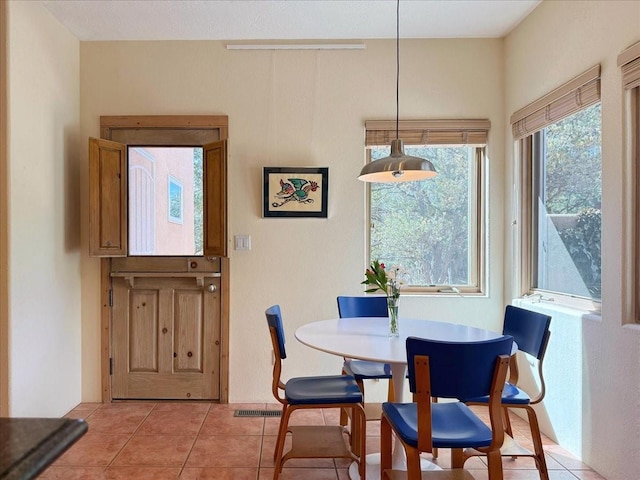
xmin=234 ymin=409 xmax=281 ymax=418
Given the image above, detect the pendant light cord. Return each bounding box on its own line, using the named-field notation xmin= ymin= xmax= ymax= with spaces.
xmin=395 ymin=0 xmax=400 ymax=140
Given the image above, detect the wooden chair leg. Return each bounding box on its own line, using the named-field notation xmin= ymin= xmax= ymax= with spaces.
xmin=431 ymin=397 xmax=438 ymax=459
xmin=273 ymin=405 xmax=288 ymax=462
xmin=273 ymin=406 xmax=293 ymax=477
xmin=350 ymin=404 xmax=363 ymax=456
xmin=339 ymin=408 xmax=348 ymax=426
xmin=451 ymin=448 xmax=465 ymax=469
xmin=387 ymin=377 xmax=395 ymax=402
xmin=525 ymin=406 xmax=550 ymax=480
xmin=486 ymin=449 xmax=504 ymax=480
xmin=380 ymin=414 xmax=393 ymax=475
xmin=354 ymin=404 xmax=367 ymax=480
xmin=405 ymin=446 xmax=422 ymax=480
xmin=503 ymin=405 xmax=514 ymax=437
xmin=339 ymin=368 xmax=349 ymax=427
xmin=342 ymin=376 xmax=365 ymax=428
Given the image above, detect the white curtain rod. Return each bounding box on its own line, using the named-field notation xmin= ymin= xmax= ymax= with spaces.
xmin=226 ymin=43 xmax=365 ymax=51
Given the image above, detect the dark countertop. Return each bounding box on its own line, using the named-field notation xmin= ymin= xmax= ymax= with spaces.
xmin=0 ymin=417 xmax=88 ymax=480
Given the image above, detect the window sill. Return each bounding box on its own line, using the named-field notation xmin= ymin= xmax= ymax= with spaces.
xmin=513 ymin=297 xmax=602 ymax=322
xmin=522 ymin=290 xmax=600 ymax=313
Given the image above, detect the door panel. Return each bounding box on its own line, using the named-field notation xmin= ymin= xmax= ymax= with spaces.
xmin=112 ymin=274 xmax=220 ymax=400
xmin=174 ymin=290 xmax=203 ymax=373
xmin=129 ymin=289 xmax=159 ymax=372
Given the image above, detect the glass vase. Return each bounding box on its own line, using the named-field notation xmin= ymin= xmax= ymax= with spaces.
xmin=387 ymin=295 xmax=400 ymax=337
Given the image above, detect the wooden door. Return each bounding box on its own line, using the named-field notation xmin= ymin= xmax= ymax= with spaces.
xmin=111 ymin=273 xmax=221 ymax=400
xmin=92 ymin=117 xmax=230 ymax=403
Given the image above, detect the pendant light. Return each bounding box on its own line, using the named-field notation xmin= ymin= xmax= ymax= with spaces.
xmin=358 ymin=0 xmax=437 ymax=183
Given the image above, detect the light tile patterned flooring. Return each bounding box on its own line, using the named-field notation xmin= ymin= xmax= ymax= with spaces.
xmin=36 ymin=402 xmax=607 ymax=479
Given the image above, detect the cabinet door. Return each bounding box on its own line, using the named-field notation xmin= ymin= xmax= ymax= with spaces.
xmin=89 ymin=137 xmax=127 ymax=256
xmin=203 ymin=140 xmax=227 ymax=257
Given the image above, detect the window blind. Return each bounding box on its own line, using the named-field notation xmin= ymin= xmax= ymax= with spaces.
xmin=365 ymin=119 xmax=490 ymax=146
xmin=618 ymin=41 xmax=640 ymax=90
xmin=511 ymin=65 xmax=601 ymax=139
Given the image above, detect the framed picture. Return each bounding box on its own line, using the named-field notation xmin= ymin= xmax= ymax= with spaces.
xmin=263 ymin=167 xmax=328 ymax=218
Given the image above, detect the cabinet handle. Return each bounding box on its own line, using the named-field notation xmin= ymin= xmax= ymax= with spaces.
xmin=208 ymin=284 xmax=217 ymax=293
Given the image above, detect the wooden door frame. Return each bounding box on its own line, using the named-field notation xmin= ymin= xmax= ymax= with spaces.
xmin=98 ymin=115 xmax=230 ymax=403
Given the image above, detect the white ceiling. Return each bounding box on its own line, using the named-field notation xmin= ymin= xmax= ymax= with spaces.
xmin=41 ymin=0 xmax=541 ymax=42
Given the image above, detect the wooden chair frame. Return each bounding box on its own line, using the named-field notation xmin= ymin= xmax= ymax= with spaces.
xmin=337 ymin=295 xmax=395 ymax=429
xmin=268 ymin=325 xmax=367 ymax=479
xmin=463 ymin=326 xmax=552 ymax=480
xmin=381 ymin=352 xmax=510 ymax=480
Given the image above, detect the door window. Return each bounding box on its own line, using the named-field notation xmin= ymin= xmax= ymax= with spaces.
xmin=128 ymin=147 xmax=204 ymax=256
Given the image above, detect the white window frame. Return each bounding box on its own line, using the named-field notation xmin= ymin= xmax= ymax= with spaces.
xmin=513 ymin=66 xmax=602 ymax=311
xmin=364 ymin=120 xmax=489 ymax=295
xmin=618 ymin=41 xmax=640 ymax=324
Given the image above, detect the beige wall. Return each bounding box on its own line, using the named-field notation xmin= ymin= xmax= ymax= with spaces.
xmin=78 ymin=38 xmax=507 ymax=403
xmin=6 ymin=1 xmax=81 ymax=416
xmin=504 ymin=1 xmax=640 ymax=479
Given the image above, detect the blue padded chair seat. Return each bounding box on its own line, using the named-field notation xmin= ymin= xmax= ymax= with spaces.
xmin=465 ymin=382 xmax=531 ymax=405
xmin=344 ymin=359 xmax=392 ymax=379
xmin=382 ymin=401 xmax=493 ymax=449
xmin=286 ymin=375 xmax=364 ymax=405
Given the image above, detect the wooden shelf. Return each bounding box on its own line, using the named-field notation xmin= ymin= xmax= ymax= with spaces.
xmin=284 ymin=426 xmax=354 ymax=461
xmin=110 ymin=271 xmax=221 ymax=288
xmin=464 ymin=433 xmax=534 ymax=458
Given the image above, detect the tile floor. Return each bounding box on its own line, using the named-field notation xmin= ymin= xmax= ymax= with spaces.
xmin=36 ymin=401 xmax=607 ymax=479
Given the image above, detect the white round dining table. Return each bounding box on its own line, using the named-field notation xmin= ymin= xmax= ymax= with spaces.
xmin=294 ymin=316 xmax=509 ymax=480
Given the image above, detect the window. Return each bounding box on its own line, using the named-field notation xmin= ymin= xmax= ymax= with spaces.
xmin=531 ymin=105 xmax=602 ymax=299
xmin=168 ymin=177 xmax=184 ymax=224
xmin=618 ymin=41 xmax=640 ymax=322
xmin=89 ymin=115 xmax=228 ymax=258
xmin=365 ymin=120 xmax=489 ymax=293
xmin=128 ymin=147 xmax=203 ymax=256
xmin=513 ymin=66 xmax=601 ymax=305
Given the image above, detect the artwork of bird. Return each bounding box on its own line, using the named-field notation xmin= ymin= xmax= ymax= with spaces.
xmin=272 ymin=178 xmax=319 ymax=208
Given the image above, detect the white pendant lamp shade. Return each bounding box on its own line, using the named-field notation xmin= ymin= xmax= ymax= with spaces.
xmin=358 ymin=139 xmax=437 ymax=182
xmin=358 ymin=0 xmax=437 ymax=183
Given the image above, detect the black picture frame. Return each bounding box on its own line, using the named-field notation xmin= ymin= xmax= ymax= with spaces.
xmin=263 ymin=167 xmax=328 ymax=218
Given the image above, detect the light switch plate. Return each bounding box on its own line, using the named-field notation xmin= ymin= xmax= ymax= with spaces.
xmin=234 ymin=234 xmax=251 ymax=251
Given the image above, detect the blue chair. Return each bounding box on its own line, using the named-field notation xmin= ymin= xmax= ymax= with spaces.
xmin=337 ymin=295 xmax=394 ymax=454
xmin=381 ymin=335 xmax=513 ymax=480
xmin=265 ymin=305 xmax=366 ymax=479
xmin=463 ymin=305 xmax=552 ymax=480
xmin=337 ymin=296 xmax=395 ymax=424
